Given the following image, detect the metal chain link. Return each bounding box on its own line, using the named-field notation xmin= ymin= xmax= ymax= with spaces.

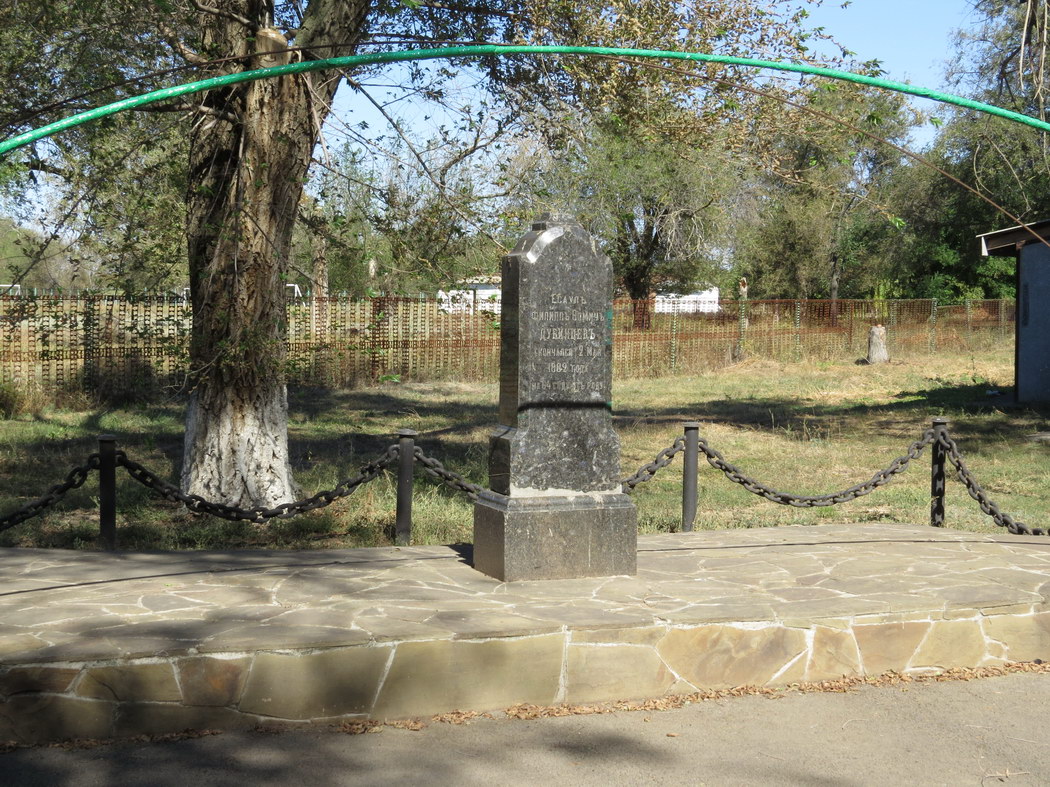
xmin=117 ymin=445 xmax=400 ymax=523
xmin=0 ymin=453 xmax=101 ymax=533
xmin=937 ymin=432 xmax=1043 ymax=536
xmin=622 ymin=436 xmax=687 ymax=493
xmin=6 ymin=427 xmax=1044 ymax=538
xmin=413 ymin=446 xmax=484 ymax=501
xmin=696 ymin=429 xmax=937 ymax=507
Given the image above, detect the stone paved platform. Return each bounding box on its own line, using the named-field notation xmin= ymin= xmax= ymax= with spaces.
xmin=2 ymin=524 xmax=1050 ymax=744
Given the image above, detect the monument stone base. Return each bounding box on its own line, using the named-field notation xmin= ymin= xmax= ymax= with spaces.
xmin=473 ymin=490 xmax=637 ymax=581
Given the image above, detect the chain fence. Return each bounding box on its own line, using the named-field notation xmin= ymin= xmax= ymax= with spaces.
xmin=0 ymin=420 xmax=1043 ymax=545
xmin=0 ymin=435 xmax=488 ymax=545
xmin=694 ymin=431 xmax=936 ymax=507
xmin=116 ymin=446 xmax=401 ymax=524
xmin=621 ymin=437 xmax=686 ymax=492
xmin=0 ymin=444 xmax=404 ymax=534
xmin=0 ymin=295 xmax=1015 ymax=401
xmin=413 ymin=446 xmax=484 ymax=501
xmin=616 ymin=421 xmax=1045 ymax=537
xmin=937 ymin=432 xmax=1044 ymax=536
xmin=0 ymin=453 xmax=100 ymax=531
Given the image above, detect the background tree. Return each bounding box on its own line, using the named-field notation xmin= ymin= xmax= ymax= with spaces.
xmin=509 ymin=1 xmax=834 ymax=318
xmin=733 ymin=80 xmax=915 ymax=300
xmin=874 ymin=0 xmax=1050 ymax=301
xmin=521 ymin=119 xmax=740 ymax=327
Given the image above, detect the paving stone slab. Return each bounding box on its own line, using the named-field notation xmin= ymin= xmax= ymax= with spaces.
xmin=1 ymin=524 xmax=1049 ymax=744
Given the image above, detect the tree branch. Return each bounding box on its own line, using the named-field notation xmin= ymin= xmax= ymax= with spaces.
xmin=159 ymin=22 xmax=210 ymax=65
xmin=417 ymin=2 xmax=518 ymax=19
xmin=343 ymin=76 xmax=509 ymax=251
xmin=134 ymin=103 xmax=240 ymax=125
xmin=189 ymin=0 xmax=254 ymax=28
xmin=25 ymin=157 xmax=71 ymax=180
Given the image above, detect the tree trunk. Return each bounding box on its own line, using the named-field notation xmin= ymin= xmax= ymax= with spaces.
xmin=182 ymin=0 xmax=367 ymax=509
xmin=829 ymin=252 xmax=841 ymax=327
xmin=630 ymin=296 xmax=653 ymax=330
xmin=312 ymin=232 xmax=329 ymax=299
xmin=829 ymin=252 xmax=841 ymax=302
xmin=312 ymin=230 xmax=330 ymax=347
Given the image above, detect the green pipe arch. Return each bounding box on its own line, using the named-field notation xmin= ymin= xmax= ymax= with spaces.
xmin=2 ymin=44 xmax=1049 ymax=157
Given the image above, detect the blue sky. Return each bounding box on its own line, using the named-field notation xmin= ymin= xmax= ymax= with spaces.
xmin=803 ymin=0 xmax=983 ymax=146
xmin=804 ymin=0 xmax=974 ymax=90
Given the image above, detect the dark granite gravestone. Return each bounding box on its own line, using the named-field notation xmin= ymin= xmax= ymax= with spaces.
xmin=473 ymin=214 xmax=637 ymax=581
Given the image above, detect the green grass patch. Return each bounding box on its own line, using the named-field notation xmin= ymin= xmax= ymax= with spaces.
xmin=1 ymin=346 xmax=1048 ymax=550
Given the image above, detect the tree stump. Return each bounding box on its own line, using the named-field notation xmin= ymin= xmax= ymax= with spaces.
xmin=867 ymin=324 xmax=889 ymax=364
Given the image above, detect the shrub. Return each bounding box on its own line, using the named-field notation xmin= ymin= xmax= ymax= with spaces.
xmin=0 ymin=378 xmax=49 ymax=419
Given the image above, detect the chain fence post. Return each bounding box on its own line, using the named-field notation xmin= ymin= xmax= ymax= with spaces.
xmin=682 ymin=422 xmax=700 ymax=532
xmin=98 ymin=434 xmax=117 ymax=550
xmin=930 ymin=418 xmax=948 ymax=528
xmin=395 ymin=429 xmax=417 ymax=546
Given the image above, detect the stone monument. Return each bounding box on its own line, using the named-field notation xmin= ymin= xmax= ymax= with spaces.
xmin=473 ymin=214 xmax=637 ymax=581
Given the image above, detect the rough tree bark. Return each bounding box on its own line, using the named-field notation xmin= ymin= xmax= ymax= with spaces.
xmin=182 ymin=0 xmax=368 ymax=508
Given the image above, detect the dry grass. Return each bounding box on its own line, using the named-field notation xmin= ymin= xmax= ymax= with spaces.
xmin=619 ymin=350 xmax=1049 ymax=534
xmin=1 ymin=344 xmax=1047 ymax=549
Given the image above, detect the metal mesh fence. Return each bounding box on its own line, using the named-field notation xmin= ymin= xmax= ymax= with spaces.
xmin=0 ymin=294 xmax=191 ymax=397
xmin=0 ymin=295 xmax=1016 ymax=399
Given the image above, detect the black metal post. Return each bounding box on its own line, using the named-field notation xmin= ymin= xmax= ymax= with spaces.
xmin=930 ymin=418 xmax=947 ymax=528
xmin=395 ymin=429 xmax=417 ymax=546
xmin=682 ymin=422 xmax=700 ymax=532
xmin=98 ymin=434 xmax=117 ymax=550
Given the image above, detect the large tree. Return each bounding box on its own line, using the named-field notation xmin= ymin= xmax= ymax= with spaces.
xmin=526 ymin=119 xmax=741 ymax=302
xmin=511 ymin=1 xmax=834 ymax=309
xmin=734 ymin=80 xmax=915 ymax=300
xmin=179 ymin=1 xmax=371 ymax=506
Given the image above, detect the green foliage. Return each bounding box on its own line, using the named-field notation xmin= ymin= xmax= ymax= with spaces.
xmin=0 ymin=379 xmax=26 ymax=419
xmin=732 ymin=82 xmax=916 ymax=300
xmin=5 ymin=0 xmax=1040 ymax=317
xmin=0 ymin=3 xmax=188 ymax=292
xmin=301 ymin=142 xmax=506 ymax=295
xmin=871 ymin=0 xmax=1050 ymax=302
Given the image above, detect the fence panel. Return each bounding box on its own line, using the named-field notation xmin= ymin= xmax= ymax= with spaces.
xmin=0 ymin=295 xmax=1017 ymax=399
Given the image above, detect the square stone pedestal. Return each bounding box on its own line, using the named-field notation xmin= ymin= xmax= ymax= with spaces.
xmin=473 ymin=490 xmax=637 ymax=581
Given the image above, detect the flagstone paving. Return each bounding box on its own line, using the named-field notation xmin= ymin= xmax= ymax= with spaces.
xmin=1 ymin=524 xmax=1049 ymax=743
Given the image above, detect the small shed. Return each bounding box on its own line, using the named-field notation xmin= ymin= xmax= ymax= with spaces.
xmin=978 ymin=219 xmax=1050 ymax=403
